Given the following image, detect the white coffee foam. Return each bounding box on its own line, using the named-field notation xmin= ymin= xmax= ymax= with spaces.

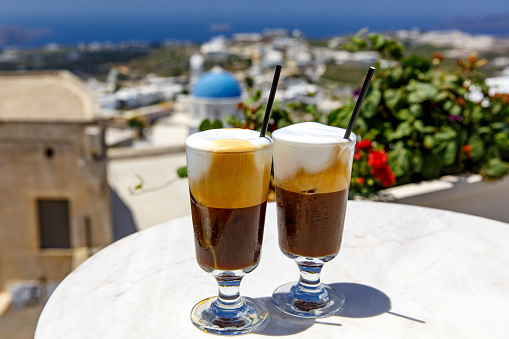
xmin=271 ymin=122 xmax=355 ymax=145
xmin=185 ymin=128 xmax=271 ymax=150
xmin=272 ymin=122 xmax=356 ymax=188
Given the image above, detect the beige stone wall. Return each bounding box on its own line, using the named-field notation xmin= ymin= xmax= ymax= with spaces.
xmin=0 ymin=252 xmax=4 ymax=291
xmin=0 ymin=122 xmax=112 ymax=287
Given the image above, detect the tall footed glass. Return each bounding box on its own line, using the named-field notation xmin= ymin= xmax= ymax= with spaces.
xmin=271 ymin=122 xmax=356 ymax=318
xmin=185 ymin=129 xmax=273 ymax=335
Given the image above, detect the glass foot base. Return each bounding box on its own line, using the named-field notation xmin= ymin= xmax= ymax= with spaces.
xmin=191 ymin=297 xmax=268 ymax=335
xmin=272 ymin=282 xmax=346 ymax=318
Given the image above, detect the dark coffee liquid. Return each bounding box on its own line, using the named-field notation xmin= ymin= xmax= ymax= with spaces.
xmin=190 ymin=192 xmax=267 ymax=270
xmin=276 ymin=186 xmax=348 ymax=258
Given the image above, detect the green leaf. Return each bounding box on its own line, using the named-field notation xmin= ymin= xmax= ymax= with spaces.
xmin=449 ymin=105 xmax=462 ymax=116
xmin=469 ymin=134 xmax=484 ymax=161
xmin=211 ymin=119 xmax=223 ymax=129
xmin=494 ymin=131 xmax=509 ymax=148
xmin=383 ymin=88 xmax=402 ymax=109
xmin=414 ymin=120 xmax=435 ymax=134
xmin=409 ymin=104 xmax=423 ymax=117
xmin=327 ymin=108 xmax=340 ymax=126
xmin=424 ymin=135 xmax=435 ymax=149
xmin=407 ymin=91 xmax=425 ymax=104
xmin=443 ymin=100 xmax=454 ymax=111
xmin=388 ymin=121 xmax=412 ymax=141
xmin=386 ymin=67 xmax=403 ymax=86
xmin=478 ymin=127 xmax=491 ymax=135
xmin=434 ymin=91 xmax=450 ymax=101
xmin=402 ymin=55 xmax=431 ymax=72
xmin=224 ymin=115 xmax=241 ymax=127
xmin=362 ymin=89 xmax=382 ymax=118
xmin=396 ymin=109 xmax=411 ymax=121
xmin=388 ymin=142 xmax=412 ymax=177
xmin=443 ymin=141 xmax=458 ymax=166
xmin=368 ymin=33 xmax=386 ymax=49
xmin=350 ymin=36 xmax=368 ymax=48
xmin=422 ymin=155 xmax=442 ymax=179
xmin=176 ymin=166 xmax=188 ymax=178
xmin=417 ymin=70 xmax=434 ymax=82
xmin=412 ymin=149 xmax=424 ymax=173
xmin=244 ymin=92 xmax=259 ymax=105
xmin=435 ymin=127 xmax=457 ymax=141
xmin=199 ymin=119 xmax=211 ymax=131
xmin=492 ymin=102 xmax=503 ymax=115
xmin=482 ymin=158 xmax=509 ymax=178
xmin=277 ymin=118 xmax=292 ymax=129
xmin=471 ymin=106 xmax=483 ymax=123
xmin=490 ymin=122 xmax=506 ymax=130
xmin=407 ymin=80 xmax=438 ymax=104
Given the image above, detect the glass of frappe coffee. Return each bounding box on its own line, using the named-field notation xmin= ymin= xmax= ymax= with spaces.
xmin=271 ymin=122 xmax=356 ymax=318
xmin=185 ymin=128 xmax=272 ymax=335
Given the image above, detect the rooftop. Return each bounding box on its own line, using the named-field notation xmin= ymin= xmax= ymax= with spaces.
xmin=0 ymin=70 xmax=99 ymax=123
xmin=192 ymin=67 xmax=242 ymax=99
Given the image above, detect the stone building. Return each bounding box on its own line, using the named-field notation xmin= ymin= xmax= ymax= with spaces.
xmin=0 ymin=71 xmax=112 ymax=297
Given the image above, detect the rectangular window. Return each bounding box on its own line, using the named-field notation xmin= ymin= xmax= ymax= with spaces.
xmin=37 ymin=199 xmax=71 ymax=249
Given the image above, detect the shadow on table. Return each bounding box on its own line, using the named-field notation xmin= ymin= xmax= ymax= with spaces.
xmin=331 ymin=282 xmax=391 ymax=318
xmin=110 ymin=187 xmax=138 ymax=241
xmin=332 ymin=282 xmax=425 ymax=324
xmin=255 ymin=297 xmax=314 ymax=336
xmin=254 ymin=283 xmax=397 ymax=336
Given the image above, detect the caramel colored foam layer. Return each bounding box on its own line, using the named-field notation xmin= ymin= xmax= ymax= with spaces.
xmin=276 ymin=144 xmax=352 ymax=194
xmin=208 ymin=139 xmax=257 ymax=152
xmin=189 ymin=142 xmax=271 ymax=209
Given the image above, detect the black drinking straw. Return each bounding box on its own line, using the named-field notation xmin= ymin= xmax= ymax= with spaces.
xmin=260 ymin=65 xmax=282 ymax=138
xmin=344 ymin=66 xmax=376 ymax=140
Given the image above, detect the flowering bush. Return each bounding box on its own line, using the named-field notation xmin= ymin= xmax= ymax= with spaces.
xmin=329 ymin=32 xmax=509 ymax=187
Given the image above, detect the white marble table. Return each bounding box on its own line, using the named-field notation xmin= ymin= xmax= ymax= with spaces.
xmin=35 ymin=201 xmax=509 ymax=338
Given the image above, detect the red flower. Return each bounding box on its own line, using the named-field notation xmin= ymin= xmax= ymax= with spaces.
xmin=354 ymin=151 xmax=361 ymax=160
xmin=368 ymin=150 xmax=387 ymax=169
xmin=356 ymin=177 xmax=364 ymax=184
xmin=236 ymin=102 xmax=244 ymax=110
xmin=372 ymin=164 xmax=396 ymax=187
xmin=356 ymin=139 xmax=373 ymax=150
xmin=463 ymin=144 xmax=472 ymax=157
xmin=502 ymin=94 xmax=509 ymax=105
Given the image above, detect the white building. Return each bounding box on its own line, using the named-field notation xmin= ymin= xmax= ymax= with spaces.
xmin=190 ymin=67 xmax=243 ymax=134
xmin=200 ymin=36 xmax=230 ymax=61
xmin=189 ymin=53 xmax=204 ymax=86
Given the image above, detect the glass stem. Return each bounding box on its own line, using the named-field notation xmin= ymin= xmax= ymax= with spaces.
xmin=296 ymin=262 xmax=324 ymax=294
xmin=214 ymin=273 xmax=245 ymax=310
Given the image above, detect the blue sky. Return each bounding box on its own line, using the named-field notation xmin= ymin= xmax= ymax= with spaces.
xmin=2 ymin=0 xmax=509 ymax=23
xmin=2 ymin=0 xmax=509 ymax=45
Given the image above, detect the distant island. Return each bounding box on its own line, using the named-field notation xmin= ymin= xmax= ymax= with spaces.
xmin=439 ymin=13 xmax=509 ymax=36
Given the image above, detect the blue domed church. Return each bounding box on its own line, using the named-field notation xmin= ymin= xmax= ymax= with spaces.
xmin=190 ymin=66 xmax=243 ymax=134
